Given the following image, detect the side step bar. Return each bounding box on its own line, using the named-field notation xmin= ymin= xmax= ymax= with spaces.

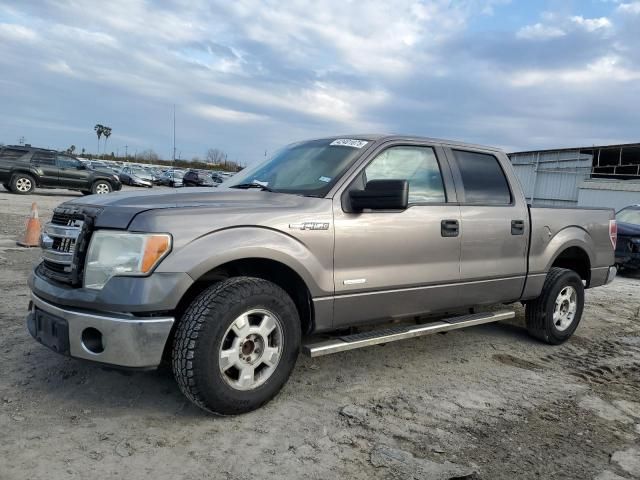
xmin=302 ymin=310 xmax=515 ymax=357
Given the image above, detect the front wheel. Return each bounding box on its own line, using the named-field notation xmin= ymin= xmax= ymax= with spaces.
xmin=525 ymin=267 xmax=584 ymax=345
xmin=172 ymin=277 xmax=301 ymax=415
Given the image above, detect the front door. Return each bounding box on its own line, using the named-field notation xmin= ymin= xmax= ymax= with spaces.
xmin=332 ymin=143 xmax=461 ymax=327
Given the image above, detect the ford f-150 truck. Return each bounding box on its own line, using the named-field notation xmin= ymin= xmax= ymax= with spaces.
xmin=26 ymin=135 xmax=618 ymax=415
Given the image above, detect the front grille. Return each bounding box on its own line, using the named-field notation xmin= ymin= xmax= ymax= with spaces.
xmin=40 ymin=207 xmax=98 ymax=286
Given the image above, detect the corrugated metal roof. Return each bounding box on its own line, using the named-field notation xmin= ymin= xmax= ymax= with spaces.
xmin=509 ymin=142 xmax=640 ymax=156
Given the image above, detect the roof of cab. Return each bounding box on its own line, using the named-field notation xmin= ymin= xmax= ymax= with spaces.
xmin=313 ymin=134 xmax=504 ymax=153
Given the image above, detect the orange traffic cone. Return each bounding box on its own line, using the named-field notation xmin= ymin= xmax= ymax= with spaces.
xmin=17 ymin=202 xmax=42 ymax=247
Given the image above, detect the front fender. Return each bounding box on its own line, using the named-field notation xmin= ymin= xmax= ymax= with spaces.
xmin=156 ymin=226 xmax=333 ymax=297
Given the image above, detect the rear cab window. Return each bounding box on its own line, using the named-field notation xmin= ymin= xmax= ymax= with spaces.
xmin=450 ymin=149 xmax=512 ymax=205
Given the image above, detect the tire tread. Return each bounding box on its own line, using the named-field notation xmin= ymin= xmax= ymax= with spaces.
xmin=172 ymin=276 xmax=298 ymax=414
xmin=526 ymin=267 xmax=582 ymax=344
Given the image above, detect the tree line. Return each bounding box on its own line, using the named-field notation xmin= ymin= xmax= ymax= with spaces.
xmin=77 ymin=147 xmax=243 ymax=172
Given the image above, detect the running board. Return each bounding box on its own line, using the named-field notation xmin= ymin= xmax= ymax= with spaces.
xmin=302 ymin=310 xmax=515 ymax=357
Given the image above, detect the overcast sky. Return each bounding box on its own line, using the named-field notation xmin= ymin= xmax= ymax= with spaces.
xmin=0 ymin=0 xmax=638 ymax=164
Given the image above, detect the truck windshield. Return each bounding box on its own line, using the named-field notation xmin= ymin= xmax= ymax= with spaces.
xmin=227 ymin=138 xmax=369 ymax=196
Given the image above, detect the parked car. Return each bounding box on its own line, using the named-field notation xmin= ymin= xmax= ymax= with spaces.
xmin=119 ymin=166 xmax=153 ymax=187
xmin=615 ymin=205 xmax=640 ymax=271
xmin=183 ymin=169 xmax=215 ymax=187
xmin=210 ymin=172 xmax=225 ymax=184
xmin=157 ymin=170 xmax=184 ymax=187
xmin=0 ymin=145 xmax=121 ymax=195
xmin=26 ymin=135 xmax=616 ymax=415
xmin=87 ymin=161 xmax=112 ymax=171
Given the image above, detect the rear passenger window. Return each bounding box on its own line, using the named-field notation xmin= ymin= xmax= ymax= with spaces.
xmin=452 ymin=150 xmax=512 ymax=205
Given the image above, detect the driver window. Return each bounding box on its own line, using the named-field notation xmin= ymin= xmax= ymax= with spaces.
xmin=364 ymin=146 xmax=446 ymax=203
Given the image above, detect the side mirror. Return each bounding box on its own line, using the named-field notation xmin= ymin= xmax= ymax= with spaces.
xmin=77 ymin=164 xmax=86 ymax=170
xmin=349 ymin=179 xmax=409 ymax=212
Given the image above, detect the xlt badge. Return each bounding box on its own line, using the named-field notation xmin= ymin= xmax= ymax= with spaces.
xmin=289 ymin=222 xmax=330 ymax=231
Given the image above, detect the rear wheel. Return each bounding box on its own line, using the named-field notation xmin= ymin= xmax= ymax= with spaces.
xmin=525 ymin=267 xmax=584 ymax=344
xmin=10 ymin=173 xmax=35 ymax=194
xmin=172 ymin=277 xmax=301 ymax=415
xmin=91 ymin=181 xmax=112 ymax=194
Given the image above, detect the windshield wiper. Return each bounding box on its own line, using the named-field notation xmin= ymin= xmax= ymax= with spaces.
xmin=229 ymin=182 xmax=275 ymax=192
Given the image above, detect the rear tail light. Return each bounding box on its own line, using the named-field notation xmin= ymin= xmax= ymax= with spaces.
xmin=609 ymin=220 xmax=617 ymax=249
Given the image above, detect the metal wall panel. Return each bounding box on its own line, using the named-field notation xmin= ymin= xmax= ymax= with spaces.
xmin=578 ymin=180 xmax=640 ymax=211
xmin=509 ymin=150 xmax=592 ymax=206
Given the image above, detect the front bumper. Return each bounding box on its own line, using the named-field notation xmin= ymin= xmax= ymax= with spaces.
xmin=27 ymin=293 xmax=174 ymax=368
xmin=30 ymin=265 xmax=193 ymax=313
xmin=616 ymin=252 xmax=640 ymax=269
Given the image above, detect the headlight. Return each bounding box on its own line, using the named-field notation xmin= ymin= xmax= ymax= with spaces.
xmin=84 ymin=231 xmax=171 ymax=290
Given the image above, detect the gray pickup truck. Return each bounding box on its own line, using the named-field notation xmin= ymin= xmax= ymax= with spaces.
xmin=26 ymin=135 xmax=617 ymax=414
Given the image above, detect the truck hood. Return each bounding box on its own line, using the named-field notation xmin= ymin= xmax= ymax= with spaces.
xmin=63 ymin=187 xmax=326 ymax=229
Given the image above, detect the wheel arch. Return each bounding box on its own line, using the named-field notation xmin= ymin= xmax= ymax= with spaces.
xmin=548 ymin=245 xmax=592 ymax=285
xmin=10 ymin=168 xmax=39 ymax=186
xmin=174 ymin=257 xmax=315 ymax=335
xmin=539 ymin=226 xmax=595 ymax=285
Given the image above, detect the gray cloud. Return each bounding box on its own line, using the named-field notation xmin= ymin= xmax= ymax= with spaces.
xmin=0 ymin=0 xmax=638 ymax=163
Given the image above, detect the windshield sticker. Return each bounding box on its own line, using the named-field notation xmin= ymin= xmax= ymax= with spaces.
xmin=318 ymin=176 xmax=331 ymax=183
xmin=330 ymin=139 xmax=368 ymax=149
xmin=252 ymin=179 xmax=269 ymax=186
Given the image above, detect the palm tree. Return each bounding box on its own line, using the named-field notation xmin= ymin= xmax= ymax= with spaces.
xmin=94 ymin=124 xmax=104 ymax=156
xmin=103 ymin=126 xmax=112 ymax=157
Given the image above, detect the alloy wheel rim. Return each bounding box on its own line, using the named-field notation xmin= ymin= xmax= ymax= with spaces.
xmin=553 ymin=286 xmax=577 ymax=331
xmin=16 ymin=178 xmax=31 ymax=192
xmin=219 ymin=309 xmax=283 ymax=391
xmin=95 ymin=183 xmax=110 ymax=194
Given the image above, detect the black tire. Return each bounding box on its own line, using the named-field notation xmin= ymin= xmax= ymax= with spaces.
xmin=525 ymin=267 xmax=584 ymax=345
xmin=91 ymin=180 xmax=112 ymax=194
xmin=172 ymin=277 xmax=301 ymax=415
xmin=10 ymin=173 xmax=35 ymax=194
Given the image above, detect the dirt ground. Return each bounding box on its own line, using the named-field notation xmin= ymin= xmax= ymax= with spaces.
xmin=0 ymin=185 xmax=639 ymax=480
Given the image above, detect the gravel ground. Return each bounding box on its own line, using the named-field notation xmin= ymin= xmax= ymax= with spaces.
xmin=0 ymin=186 xmax=639 ymax=480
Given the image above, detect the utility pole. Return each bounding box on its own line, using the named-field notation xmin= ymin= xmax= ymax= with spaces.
xmin=124 ymin=145 xmax=128 ymax=159
xmin=172 ymin=104 xmax=176 ymax=163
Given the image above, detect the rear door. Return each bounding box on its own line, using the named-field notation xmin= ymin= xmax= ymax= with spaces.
xmin=332 ymin=142 xmax=462 ymax=327
xmin=57 ymin=155 xmax=89 ymax=189
xmin=445 ymin=147 xmax=529 ymax=306
xmin=31 ymin=151 xmax=59 ymax=186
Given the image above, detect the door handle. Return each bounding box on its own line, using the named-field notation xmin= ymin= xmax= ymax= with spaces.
xmin=511 ymin=220 xmax=525 ymax=235
xmin=441 ymin=219 xmax=459 ymax=237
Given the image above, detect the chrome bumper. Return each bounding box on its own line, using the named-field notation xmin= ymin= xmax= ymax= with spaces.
xmin=27 ymin=293 xmax=174 ymax=368
xmin=605 ymin=265 xmax=617 ymax=285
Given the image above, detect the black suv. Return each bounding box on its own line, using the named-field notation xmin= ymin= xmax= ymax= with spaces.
xmin=182 ymin=169 xmax=215 ymax=187
xmin=0 ymin=145 xmax=122 ymax=195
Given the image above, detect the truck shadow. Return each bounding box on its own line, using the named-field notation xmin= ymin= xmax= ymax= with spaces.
xmin=18 ymin=320 xmax=538 ymax=418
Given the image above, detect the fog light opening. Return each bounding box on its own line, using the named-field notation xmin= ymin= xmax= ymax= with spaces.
xmin=81 ymin=327 xmax=104 ymax=354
